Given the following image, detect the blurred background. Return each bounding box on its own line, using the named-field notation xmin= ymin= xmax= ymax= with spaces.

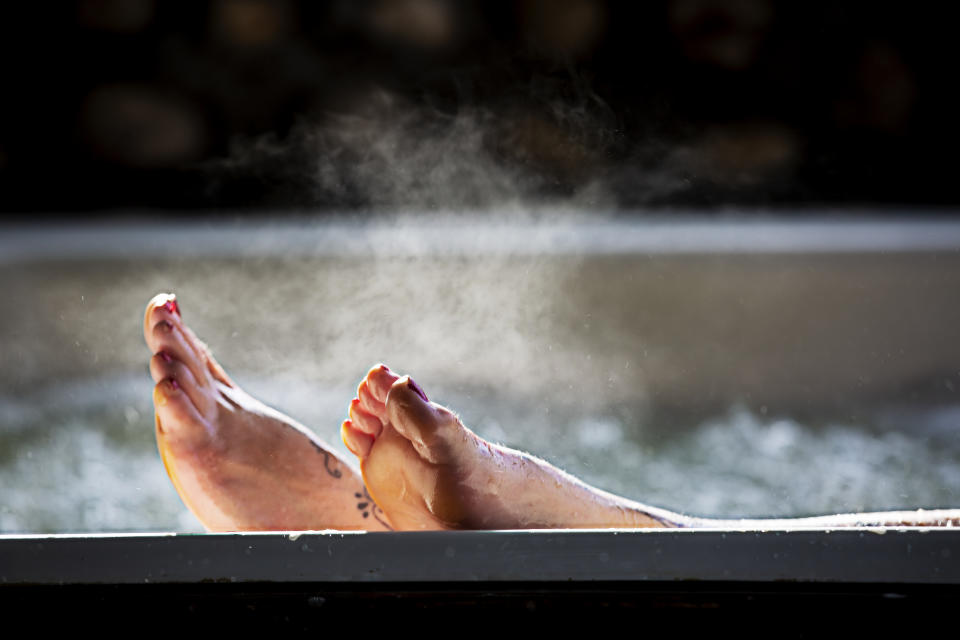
xmin=2 ymin=1 xmax=960 ymax=534
xmin=2 ymin=0 xmax=959 ymax=214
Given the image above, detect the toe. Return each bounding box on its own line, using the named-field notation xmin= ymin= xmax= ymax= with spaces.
xmin=358 ymin=381 xmax=387 ymax=423
xmin=144 ymin=293 xmax=179 ymax=338
xmin=349 ymin=398 xmax=383 ymax=438
xmin=153 ymin=377 xmax=207 ymax=444
xmin=148 ymin=319 xmax=210 ymax=387
xmin=341 ymin=420 xmax=374 ymax=458
xmin=150 ymin=352 xmax=215 ymax=417
xmin=385 ymin=376 xmax=455 ymax=463
xmin=145 ymin=294 xmax=234 ymax=388
xmin=357 ymin=365 xmax=400 ymax=423
xmin=145 ymin=300 xmax=183 ymax=353
xmin=364 ymin=364 xmax=400 ymax=403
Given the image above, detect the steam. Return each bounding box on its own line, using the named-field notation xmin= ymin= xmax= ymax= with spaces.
xmin=307 ymin=93 xmax=534 ymax=210
xmin=210 ymin=79 xmax=799 ymax=211
xmin=210 ymin=83 xmax=691 ymax=210
xmin=3 ymin=211 xmax=959 ymax=531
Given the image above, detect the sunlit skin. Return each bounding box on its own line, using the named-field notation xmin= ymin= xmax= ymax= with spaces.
xmin=343 ymin=365 xmax=693 ymax=529
xmin=144 ymin=293 xmax=390 ymax=531
xmin=343 ymin=365 xmax=960 ymax=530
xmin=147 ymin=292 xmax=960 ymax=532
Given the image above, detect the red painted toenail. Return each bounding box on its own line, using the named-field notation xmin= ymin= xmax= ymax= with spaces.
xmin=163 ymin=299 xmax=180 ymax=317
xmin=408 ymin=378 xmax=429 ymax=402
xmin=168 ymin=377 xmax=180 ymax=390
xmin=159 ymin=351 xmax=172 ymax=363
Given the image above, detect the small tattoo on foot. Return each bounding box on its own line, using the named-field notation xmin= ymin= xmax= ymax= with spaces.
xmin=309 ymin=441 xmax=343 ymax=479
xmin=358 ymin=487 xmax=391 ymax=530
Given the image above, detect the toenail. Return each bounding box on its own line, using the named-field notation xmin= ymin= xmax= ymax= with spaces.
xmin=408 ymin=377 xmax=429 ymax=402
xmin=159 ymin=351 xmax=172 ymax=363
xmin=163 ymin=299 xmax=180 ymax=317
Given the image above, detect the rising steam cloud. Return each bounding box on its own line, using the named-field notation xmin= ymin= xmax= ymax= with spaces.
xmin=209 ymin=78 xmax=799 ymax=211
xmin=209 ymin=82 xmax=745 ymax=210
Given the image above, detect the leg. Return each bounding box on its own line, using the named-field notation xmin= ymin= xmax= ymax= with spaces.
xmin=342 ymin=365 xmax=960 ymax=530
xmin=710 ymin=511 xmax=960 ymax=528
xmin=145 ymin=293 xmax=390 ymax=531
xmin=341 ymin=365 xmax=690 ymax=529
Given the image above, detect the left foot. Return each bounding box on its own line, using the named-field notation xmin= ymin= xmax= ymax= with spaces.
xmin=144 ymin=293 xmax=390 ymax=531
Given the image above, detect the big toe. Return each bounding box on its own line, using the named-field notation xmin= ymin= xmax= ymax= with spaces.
xmin=386 ymin=376 xmax=460 ymax=463
xmin=144 ymin=293 xmax=180 ymax=338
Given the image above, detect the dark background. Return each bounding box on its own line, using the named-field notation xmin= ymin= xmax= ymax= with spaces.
xmin=2 ymin=0 xmax=958 ymax=214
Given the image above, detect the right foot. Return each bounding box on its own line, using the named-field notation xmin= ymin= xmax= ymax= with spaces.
xmin=342 ymin=366 xmax=960 ymax=531
xmin=144 ymin=293 xmax=390 ymax=531
xmin=341 ymin=365 xmax=687 ymax=530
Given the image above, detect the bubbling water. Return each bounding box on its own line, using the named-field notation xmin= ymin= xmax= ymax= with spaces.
xmin=2 ymin=217 xmax=959 ymax=532
xmin=2 ymin=375 xmax=958 ymax=533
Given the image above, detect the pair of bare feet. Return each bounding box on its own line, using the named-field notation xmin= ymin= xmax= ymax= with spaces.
xmin=145 ymin=293 xmax=960 ymax=531
xmin=144 ymin=292 xmax=682 ymax=531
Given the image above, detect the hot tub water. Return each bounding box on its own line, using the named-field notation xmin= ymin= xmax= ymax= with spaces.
xmin=2 ymin=216 xmax=959 ymax=532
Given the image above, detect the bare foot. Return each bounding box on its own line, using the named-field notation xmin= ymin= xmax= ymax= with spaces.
xmin=342 ymin=366 xmax=960 ymax=530
xmin=341 ymin=365 xmax=688 ymax=530
xmin=144 ymin=293 xmax=389 ymax=531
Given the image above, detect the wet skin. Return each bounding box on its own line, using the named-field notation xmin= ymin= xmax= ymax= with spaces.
xmin=146 ymin=293 xmax=960 ymax=531
xmin=144 ymin=293 xmax=389 ymax=531
xmin=342 ymin=366 xmax=960 ymax=530
xmin=342 ymin=365 xmax=687 ymax=530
